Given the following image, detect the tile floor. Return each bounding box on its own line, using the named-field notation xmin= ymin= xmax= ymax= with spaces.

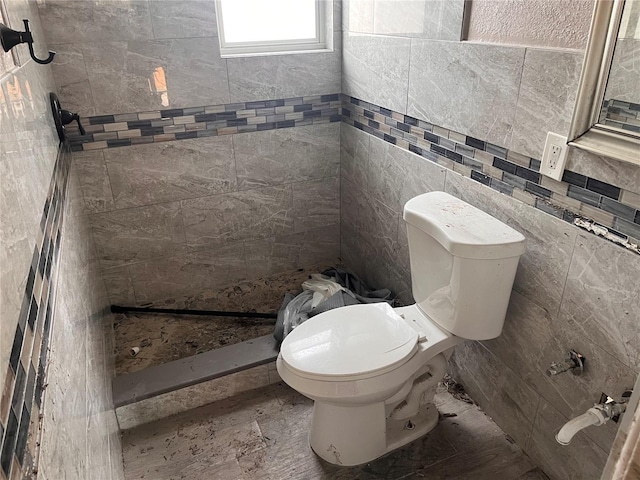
xmin=121 ymin=381 xmax=549 ymax=480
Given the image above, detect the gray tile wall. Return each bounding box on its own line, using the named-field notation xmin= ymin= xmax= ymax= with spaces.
xmin=0 ymin=1 xmax=125 ymax=477
xmin=341 ymin=4 xmax=640 ymax=479
xmin=39 ymin=0 xmax=343 ymax=117
xmin=340 ymin=123 xmax=640 ymax=480
xmin=77 ymin=123 xmax=341 ymax=305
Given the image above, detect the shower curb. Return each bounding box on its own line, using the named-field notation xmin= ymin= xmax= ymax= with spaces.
xmin=112 ymin=334 xmax=279 ymax=408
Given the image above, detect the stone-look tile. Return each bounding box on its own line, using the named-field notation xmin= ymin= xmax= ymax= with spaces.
xmin=566 ymin=148 xmax=640 ymax=197
xmin=558 ymin=233 xmax=640 ymax=372
xmin=367 ymin=135 xmax=447 ymax=214
xmin=149 ymin=0 xmax=218 ymax=39
xmin=101 ymin=266 xmax=136 ymax=306
xmin=72 ymin=151 xmax=116 ymax=214
xmin=291 ymin=177 xmax=340 ymax=232
xmin=445 ymin=171 xmax=577 ymax=317
xmin=526 ymin=398 xmax=609 ymax=480
xmin=343 ymin=0 xmax=374 ymax=32
xmin=510 ymin=49 xmax=583 ymax=159
xmin=449 ymin=340 xmax=540 ymax=448
xmin=89 ymin=202 xmax=187 ymax=269
xmin=481 ymin=291 xmax=637 ymax=454
xmin=105 ymin=137 xmax=237 ymax=208
xmin=605 ymin=38 xmax=640 ymax=103
xmin=83 ymin=38 xmax=230 ymax=116
xmin=116 ymin=365 xmax=273 ymax=430
xmin=342 ymin=32 xmax=411 ymax=114
xmin=372 ymin=0 xmax=464 ymax=41
xmin=48 ymin=43 xmax=95 ymax=117
xmin=234 ymin=123 xmax=340 ymax=190
xmin=227 ymin=33 xmax=341 ymax=102
xmin=244 ymin=224 xmax=340 ymax=279
xmin=182 ymin=186 xmax=294 ymax=248
xmin=340 ymin=122 xmax=371 ymax=190
xmin=408 ymin=41 xmax=525 ymax=147
xmin=127 ymin=242 xmax=247 ymax=304
xmin=38 ymin=0 xmax=154 ymax=44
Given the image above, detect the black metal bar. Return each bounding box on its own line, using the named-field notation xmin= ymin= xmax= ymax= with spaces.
xmin=110 ymin=305 xmax=277 ymax=319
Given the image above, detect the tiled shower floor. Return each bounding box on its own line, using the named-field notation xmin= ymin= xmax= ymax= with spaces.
xmin=121 ymin=381 xmax=549 ymax=480
xmin=114 ymin=263 xmax=337 ymax=375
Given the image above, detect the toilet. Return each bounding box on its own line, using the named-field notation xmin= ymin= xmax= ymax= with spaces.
xmin=276 ymin=191 xmax=526 ymax=466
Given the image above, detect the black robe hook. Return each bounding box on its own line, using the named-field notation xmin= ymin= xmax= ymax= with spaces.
xmin=0 ymin=19 xmax=55 ymax=65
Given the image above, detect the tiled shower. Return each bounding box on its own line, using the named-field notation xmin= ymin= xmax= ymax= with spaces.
xmin=1 ymin=1 xmax=639 ymax=479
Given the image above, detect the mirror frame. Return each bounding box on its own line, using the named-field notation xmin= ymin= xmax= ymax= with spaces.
xmin=568 ymin=0 xmax=640 ymax=166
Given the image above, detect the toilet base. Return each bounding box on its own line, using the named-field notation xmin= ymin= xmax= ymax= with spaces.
xmin=309 ymin=401 xmax=439 ymax=467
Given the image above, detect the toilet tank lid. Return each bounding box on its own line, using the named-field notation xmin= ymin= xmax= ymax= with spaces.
xmin=403 ymin=192 xmax=526 ymax=260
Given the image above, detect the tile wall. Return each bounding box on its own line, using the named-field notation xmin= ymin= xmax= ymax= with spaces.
xmin=341 ymin=2 xmax=640 ymax=480
xmin=0 ymin=1 xmax=124 ymax=479
xmin=37 ymin=0 xmax=343 ymax=306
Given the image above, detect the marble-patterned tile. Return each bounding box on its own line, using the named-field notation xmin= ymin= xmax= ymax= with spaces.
xmin=372 ymin=0 xmax=464 ymax=41
xmin=38 ymin=0 xmax=154 ymax=44
xmin=565 ymin=148 xmax=640 ymax=197
xmin=291 ymin=177 xmax=340 ymax=232
xmin=449 ymin=340 xmax=540 ymax=448
xmin=341 ymin=177 xmax=398 ymax=250
xmin=89 ymin=201 xmax=187 ymax=269
xmin=445 ymin=171 xmax=577 ymax=316
xmin=105 ymin=137 xmax=237 ymax=208
xmin=342 ymin=32 xmax=411 ymax=114
xmin=509 ymin=49 xmax=583 ymax=159
xmin=83 ymin=38 xmax=229 ymax=116
xmin=244 ymin=224 xmax=340 ymax=279
xmin=48 ymin=43 xmax=95 ymax=117
xmin=367 ymin=135 xmax=447 ymax=214
xmin=227 ymin=33 xmax=341 ymax=102
xmin=481 ymin=290 xmax=637 ymax=454
xmin=149 ymin=0 xmax=218 ymax=39
xmin=558 ymin=232 xmax=640 ymax=372
xmin=127 ymin=242 xmax=247 ymax=304
xmin=101 ymin=265 xmax=136 ymax=305
xmin=340 ymin=122 xmax=371 ymax=191
xmin=343 ymin=0 xmax=374 ymax=32
xmin=72 ymin=151 xmax=116 ymax=214
xmin=182 ymin=185 xmax=294 ymax=248
xmin=408 ymin=40 xmax=525 ymax=147
xmin=116 ymin=365 xmax=272 ymax=430
xmin=526 ymin=397 xmax=609 ymax=480
xmin=234 ymin=123 xmax=340 ymax=190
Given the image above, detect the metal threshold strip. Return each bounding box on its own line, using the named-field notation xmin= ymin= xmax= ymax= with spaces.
xmin=112 ymin=334 xmax=279 ymax=408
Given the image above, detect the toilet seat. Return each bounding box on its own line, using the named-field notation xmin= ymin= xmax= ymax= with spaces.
xmin=280 ymin=303 xmax=419 ymax=381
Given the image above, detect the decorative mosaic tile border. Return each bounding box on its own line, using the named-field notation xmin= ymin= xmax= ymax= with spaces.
xmin=66 ymin=94 xmax=342 ymax=151
xmin=601 ymin=99 xmax=640 ymax=134
xmin=0 ymin=147 xmax=70 ymax=480
xmin=341 ymin=95 xmax=640 ymax=254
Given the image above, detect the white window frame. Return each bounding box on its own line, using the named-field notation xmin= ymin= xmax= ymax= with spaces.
xmin=214 ymin=0 xmax=331 ymax=58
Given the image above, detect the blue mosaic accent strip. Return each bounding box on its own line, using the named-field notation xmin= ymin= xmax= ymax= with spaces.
xmin=0 ymin=147 xmax=71 ymax=479
xmin=66 ymin=94 xmax=342 ymax=152
xmin=341 ymin=95 xmax=640 ymax=254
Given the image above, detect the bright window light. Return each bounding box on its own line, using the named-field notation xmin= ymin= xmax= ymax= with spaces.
xmin=215 ymin=0 xmax=329 ymax=57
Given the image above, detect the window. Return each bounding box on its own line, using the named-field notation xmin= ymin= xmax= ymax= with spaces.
xmin=215 ymin=0 xmax=330 ymax=57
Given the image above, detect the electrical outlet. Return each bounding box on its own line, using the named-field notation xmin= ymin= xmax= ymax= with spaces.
xmin=541 ymin=132 xmax=569 ymax=181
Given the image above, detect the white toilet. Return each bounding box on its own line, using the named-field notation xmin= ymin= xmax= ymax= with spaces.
xmin=276 ymin=191 xmax=526 ymax=466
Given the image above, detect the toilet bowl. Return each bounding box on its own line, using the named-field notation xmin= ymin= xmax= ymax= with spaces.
xmin=276 ymin=191 xmax=526 ymax=466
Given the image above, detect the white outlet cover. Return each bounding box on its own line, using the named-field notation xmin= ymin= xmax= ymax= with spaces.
xmin=541 ymin=132 xmax=569 ymax=181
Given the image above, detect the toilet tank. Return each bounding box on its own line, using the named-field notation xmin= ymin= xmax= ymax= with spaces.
xmin=403 ymin=192 xmax=526 ymax=340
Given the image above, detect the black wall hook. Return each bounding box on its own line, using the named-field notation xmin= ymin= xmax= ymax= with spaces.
xmin=1 ymin=19 xmax=55 ymax=65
